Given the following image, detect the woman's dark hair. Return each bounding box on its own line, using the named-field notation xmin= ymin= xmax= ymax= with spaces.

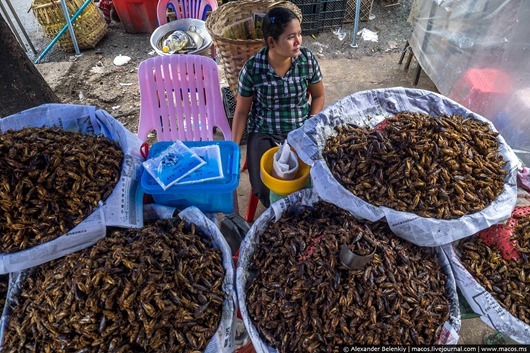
xmin=262 ymin=7 xmax=300 ymax=46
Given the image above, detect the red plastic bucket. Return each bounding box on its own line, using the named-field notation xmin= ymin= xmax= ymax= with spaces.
xmin=113 ymin=0 xmax=159 ymax=33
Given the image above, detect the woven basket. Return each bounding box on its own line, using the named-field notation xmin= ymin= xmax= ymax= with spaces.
xmin=344 ymin=0 xmax=374 ymax=23
xmin=206 ymin=0 xmax=302 ymax=96
xmin=31 ymin=0 xmax=108 ymax=52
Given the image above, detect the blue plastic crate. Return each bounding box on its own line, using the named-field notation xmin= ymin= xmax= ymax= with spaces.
xmin=141 ymin=140 xmax=240 ymax=213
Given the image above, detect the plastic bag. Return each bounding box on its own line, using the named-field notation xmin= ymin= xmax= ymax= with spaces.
xmin=176 ymin=145 xmax=224 ymax=185
xmin=272 ymin=141 xmax=299 ymax=180
xmin=357 ymin=28 xmax=378 ymax=42
xmin=444 ymin=243 xmax=530 ymax=344
xmin=142 ymin=141 xmax=205 ymax=190
xmin=186 ymin=27 xmax=204 ymax=50
xmin=161 ymin=30 xmax=196 ymax=54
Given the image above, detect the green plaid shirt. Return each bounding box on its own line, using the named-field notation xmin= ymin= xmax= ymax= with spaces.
xmin=237 ymin=47 xmax=323 ymax=134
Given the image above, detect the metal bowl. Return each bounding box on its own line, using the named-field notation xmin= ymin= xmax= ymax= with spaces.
xmin=150 ymin=18 xmax=213 ymax=56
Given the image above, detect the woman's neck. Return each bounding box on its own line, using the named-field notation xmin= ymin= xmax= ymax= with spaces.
xmin=267 ymin=49 xmax=292 ymax=78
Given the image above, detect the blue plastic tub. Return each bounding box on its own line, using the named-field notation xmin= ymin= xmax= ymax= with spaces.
xmin=141 ymin=141 xmax=240 ymax=213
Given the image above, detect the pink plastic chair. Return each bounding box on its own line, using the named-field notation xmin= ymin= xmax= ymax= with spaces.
xmin=137 ymin=54 xmax=231 ymax=143
xmin=157 ymin=0 xmax=218 ymax=25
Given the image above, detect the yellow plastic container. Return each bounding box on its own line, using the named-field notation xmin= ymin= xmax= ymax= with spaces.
xmin=260 ymin=146 xmax=310 ymax=195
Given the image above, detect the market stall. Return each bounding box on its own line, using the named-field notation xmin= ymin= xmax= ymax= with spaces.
xmin=2 ymin=0 xmax=530 ymax=345
xmin=0 ymin=90 xmax=527 ymax=350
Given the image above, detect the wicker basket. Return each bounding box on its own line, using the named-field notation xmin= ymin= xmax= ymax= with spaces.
xmin=150 ymin=18 xmax=213 ymax=57
xmin=206 ymin=0 xmax=302 ymax=96
xmin=344 ymin=0 xmax=374 ymax=23
xmin=31 ymin=0 xmax=108 ymax=52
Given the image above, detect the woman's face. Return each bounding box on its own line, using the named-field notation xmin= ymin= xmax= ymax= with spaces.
xmin=270 ymin=19 xmax=302 ymax=58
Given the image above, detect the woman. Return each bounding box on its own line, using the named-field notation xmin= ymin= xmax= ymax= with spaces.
xmin=231 ymin=6 xmax=325 ymax=208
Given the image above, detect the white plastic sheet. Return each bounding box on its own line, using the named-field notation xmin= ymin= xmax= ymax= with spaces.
xmin=408 ymin=0 xmax=530 ymax=165
xmin=236 ymin=189 xmax=461 ymax=352
xmin=443 ymin=244 xmax=530 ymax=344
xmin=0 ymin=103 xmax=144 ymax=274
xmin=288 ymin=87 xmax=520 ymax=247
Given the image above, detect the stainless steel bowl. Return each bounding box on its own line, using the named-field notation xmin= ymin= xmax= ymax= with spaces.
xmin=150 ymin=18 xmax=213 ymax=56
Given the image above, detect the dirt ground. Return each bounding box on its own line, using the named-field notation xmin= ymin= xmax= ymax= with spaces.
xmin=37 ymin=0 xmax=419 ymax=134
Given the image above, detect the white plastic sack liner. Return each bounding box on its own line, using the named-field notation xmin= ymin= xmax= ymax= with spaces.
xmin=443 ymin=244 xmax=530 ymax=344
xmin=0 ymin=205 xmax=236 ymax=353
xmin=236 ymin=188 xmax=461 ymax=352
xmin=0 ymin=104 xmax=144 ymax=274
xmin=288 ymin=87 xmax=520 ymax=247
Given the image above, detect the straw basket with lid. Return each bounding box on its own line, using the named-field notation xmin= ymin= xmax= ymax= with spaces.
xmin=31 ymin=0 xmax=108 ymax=52
xmin=206 ymin=0 xmax=302 ymax=97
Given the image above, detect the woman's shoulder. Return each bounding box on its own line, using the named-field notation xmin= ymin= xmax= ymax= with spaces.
xmin=298 ymin=47 xmax=320 ymax=68
xmin=245 ymin=48 xmax=267 ymax=67
xmin=300 ymin=47 xmax=312 ymax=55
xmin=300 ymin=47 xmax=317 ymax=60
xmin=247 ymin=47 xmax=268 ymax=64
xmin=243 ymin=47 xmax=268 ymax=72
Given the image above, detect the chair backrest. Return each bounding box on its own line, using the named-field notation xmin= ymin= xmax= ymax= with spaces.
xmin=137 ymin=54 xmax=232 ymax=143
xmin=157 ymin=0 xmax=218 ymax=25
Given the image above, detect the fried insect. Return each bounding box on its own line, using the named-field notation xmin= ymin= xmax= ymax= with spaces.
xmin=247 ymin=202 xmax=450 ymax=352
xmin=0 ymin=274 xmax=8 ymax=310
xmin=0 ymin=127 xmax=124 ymax=253
xmin=459 ymin=213 xmax=530 ymax=325
xmin=323 ymin=113 xmax=507 ymax=220
xmin=3 ymin=218 xmax=225 ymax=353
